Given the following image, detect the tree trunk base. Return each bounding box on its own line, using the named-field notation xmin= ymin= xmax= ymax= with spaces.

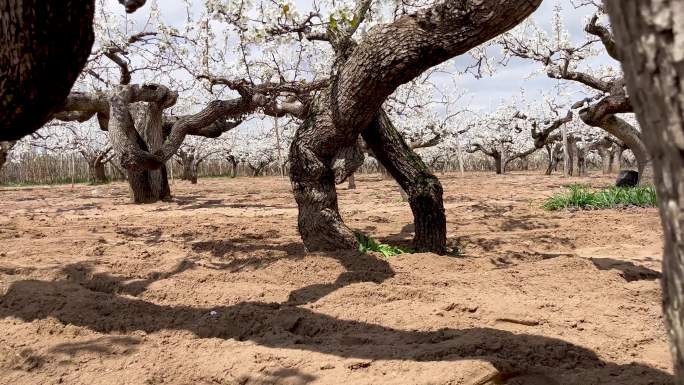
xmin=127 ymin=166 xmax=171 ymax=204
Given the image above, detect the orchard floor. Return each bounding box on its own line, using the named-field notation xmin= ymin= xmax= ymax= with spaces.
xmin=0 ymin=172 xmax=674 ymax=385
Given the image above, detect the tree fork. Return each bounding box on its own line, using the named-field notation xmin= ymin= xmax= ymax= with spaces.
xmin=362 ymin=111 xmax=447 ymax=254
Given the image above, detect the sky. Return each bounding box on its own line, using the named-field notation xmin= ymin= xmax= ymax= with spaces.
xmin=102 ymin=0 xmax=617 ymax=115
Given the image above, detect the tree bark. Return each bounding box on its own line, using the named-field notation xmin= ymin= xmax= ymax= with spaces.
xmin=0 ymin=1 xmax=95 ymax=140
xmin=606 ymin=2 xmax=684 ymax=380
xmin=362 ymin=110 xmax=447 ymax=254
xmin=288 ymin=0 xmax=542 ymax=252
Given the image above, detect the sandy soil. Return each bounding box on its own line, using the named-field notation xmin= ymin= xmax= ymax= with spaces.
xmin=0 ymin=172 xmax=674 ymax=385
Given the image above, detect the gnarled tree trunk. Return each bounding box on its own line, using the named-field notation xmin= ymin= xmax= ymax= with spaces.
xmin=606 ymin=1 xmax=684 ymax=380
xmin=288 ymin=0 xmax=542 ymax=252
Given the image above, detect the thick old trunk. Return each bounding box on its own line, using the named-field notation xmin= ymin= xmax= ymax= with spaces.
xmin=290 ymin=104 xmax=359 ymax=251
xmin=126 ymin=165 xmax=170 ymax=203
xmin=0 ymin=1 xmax=95 ymax=140
xmin=362 ymin=111 xmax=447 ymax=254
xmin=606 ymin=1 xmax=684 ymax=380
xmin=289 ymin=0 xmax=542 ymax=252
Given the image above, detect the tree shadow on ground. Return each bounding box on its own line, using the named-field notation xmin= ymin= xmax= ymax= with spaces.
xmin=0 ymin=276 xmax=673 ymax=384
xmin=238 ymin=368 xmax=316 ymax=385
xmin=190 ymin=239 xmax=306 ymax=259
xmin=191 ymin=237 xmax=395 ymax=305
xmin=48 ymin=336 xmax=141 ymax=357
xmin=285 ymin=250 xmax=394 ymax=305
xmin=591 ymin=257 xmax=662 ymax=282
xmin=60 ymin=259 xmax=196 ymax=296
xmin=114 ymin=226 xmax=164 ymax=244
xmin=498 ymin=215 xmax=560 ymax=231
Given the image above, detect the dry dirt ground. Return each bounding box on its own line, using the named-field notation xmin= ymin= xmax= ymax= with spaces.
xmin=0 ymin=172 xmax=674 ymax=385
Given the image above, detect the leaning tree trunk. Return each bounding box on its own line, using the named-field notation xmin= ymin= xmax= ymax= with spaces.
xmin=0 ymin=1 xmax=95 ymax=140
xmin=362 ymin=110 xmax=447 ymax=254
xmin=606 ymin=1 xmax=684 ymax=381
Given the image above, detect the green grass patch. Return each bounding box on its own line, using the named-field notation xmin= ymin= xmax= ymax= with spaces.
xmin=355 ymin=232 xmax=412 ymax=258
xmin=543 ymin=184 xmax=657 ymax=211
